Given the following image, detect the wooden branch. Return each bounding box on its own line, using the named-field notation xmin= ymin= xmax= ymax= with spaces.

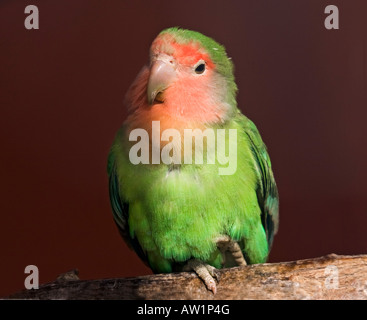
xmin=7 ymin=254 xmax=367 ymax=300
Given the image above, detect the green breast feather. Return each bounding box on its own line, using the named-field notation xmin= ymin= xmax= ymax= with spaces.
xmin=108 ymin=113 xmax=279 ymax=273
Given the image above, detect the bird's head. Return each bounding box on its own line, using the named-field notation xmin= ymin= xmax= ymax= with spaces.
xmin=126 ymin=28 xmax=237 ymax=125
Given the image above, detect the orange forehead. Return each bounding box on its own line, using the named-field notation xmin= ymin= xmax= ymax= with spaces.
xmin=151 ymin=34 xmax=214 ymax=69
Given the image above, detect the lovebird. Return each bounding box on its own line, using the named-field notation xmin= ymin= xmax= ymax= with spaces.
xmin=108 ymin=28 xmax=279 ymax=294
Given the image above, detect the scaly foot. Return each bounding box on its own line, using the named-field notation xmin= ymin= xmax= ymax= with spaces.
xmin=183 ymin=259 xmax=220 ymax=294
xmin=216 ymin=235 xmax=247 ymax=266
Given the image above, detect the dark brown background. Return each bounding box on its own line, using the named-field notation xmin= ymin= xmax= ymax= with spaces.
xmin=1 ymin=0 xmax=366 ymax=297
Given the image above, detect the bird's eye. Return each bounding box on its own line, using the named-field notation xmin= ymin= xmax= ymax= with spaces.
xmin=194 ymin=62 xmax=206 ymax=74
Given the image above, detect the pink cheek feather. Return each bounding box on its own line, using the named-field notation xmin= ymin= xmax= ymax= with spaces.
xmin=128 ymin=71 xmax=224 ymax=133
xmin=162 ymin=72 xmax=223 ymax=123
xmin=127 ymin=38 xmax=224 ymax=131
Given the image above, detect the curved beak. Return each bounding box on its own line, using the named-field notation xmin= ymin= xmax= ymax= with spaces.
xmin=147 ymin=59 xmax=177 ymax=105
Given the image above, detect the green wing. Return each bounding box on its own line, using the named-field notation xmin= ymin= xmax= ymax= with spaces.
xmin=107 ymin=151 xmax=149 ymax=265
xmin=242 ymin=115 xmax=279 ymax=249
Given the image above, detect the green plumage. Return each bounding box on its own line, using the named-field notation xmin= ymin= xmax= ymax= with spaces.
xmin=108 ymin=28 xmax=278 ymax=274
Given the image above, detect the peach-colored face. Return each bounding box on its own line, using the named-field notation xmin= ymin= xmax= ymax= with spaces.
xmin=124 ymin=33 xmax=230 ymax=159
xmin=143 ymin=33 xmax=227 ymax=125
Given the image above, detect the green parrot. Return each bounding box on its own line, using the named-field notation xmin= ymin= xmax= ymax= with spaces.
xmin=108 ymin=27 xmax=279 ymax=293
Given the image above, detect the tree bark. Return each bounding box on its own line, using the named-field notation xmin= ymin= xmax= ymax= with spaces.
xmin=7 ymin=254 xmax=367 ymax=300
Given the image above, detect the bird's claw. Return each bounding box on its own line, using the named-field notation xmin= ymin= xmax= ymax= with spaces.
xmin=183 ymin=259 xmax=219 ymax=294
xmin=215 ymin=235 xmax=247 ymax=266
